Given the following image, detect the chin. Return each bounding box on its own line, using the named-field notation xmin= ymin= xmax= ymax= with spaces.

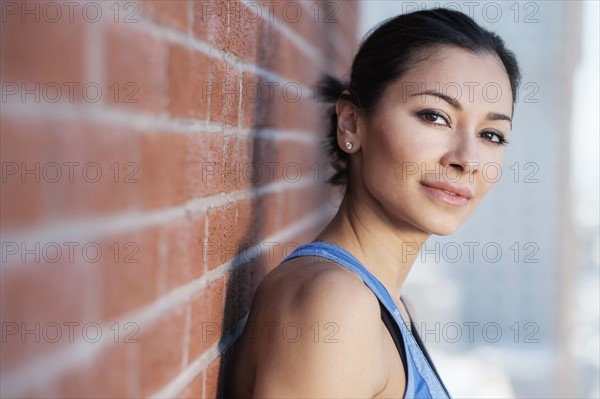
xmin=420 ymin=203 xmax=478 ymax=236
xmin=430 ymin=227 xmax=458 ymax=236
xmin=422 ymin=217 xmax=465 ymax=236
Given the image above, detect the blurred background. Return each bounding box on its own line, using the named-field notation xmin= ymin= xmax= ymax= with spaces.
xmin=359 ymin=1 xmax=599 ymax=398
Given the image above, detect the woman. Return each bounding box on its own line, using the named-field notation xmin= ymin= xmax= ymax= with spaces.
xmin=232 ymin=8 xmax=521 ymax=398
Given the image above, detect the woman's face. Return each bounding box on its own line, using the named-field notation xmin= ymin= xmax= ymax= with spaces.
xmin=350 ymin=47 xmax=514 ymax=236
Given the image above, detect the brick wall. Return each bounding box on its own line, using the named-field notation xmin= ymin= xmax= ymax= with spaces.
xmin=0 ymin=0 xmax=360 ymax=397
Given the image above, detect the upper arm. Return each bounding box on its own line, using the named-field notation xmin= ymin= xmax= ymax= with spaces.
xmin=250 ymin=270 xmax=386 ymax=398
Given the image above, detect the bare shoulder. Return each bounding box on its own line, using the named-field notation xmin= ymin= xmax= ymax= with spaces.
xmin=242 ymin=256 xmax=387 ymax=397
xmin=253 ymin=256 xmax=385 ymax=337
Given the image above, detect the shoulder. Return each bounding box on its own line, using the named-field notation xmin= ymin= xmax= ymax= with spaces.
xmin=250 ymin=257 xmax=384 ymax=345
xmin=245 ymin=257 xmax=387 ymax=397
xmin=255 ymin=257 xmax=384 ymax=334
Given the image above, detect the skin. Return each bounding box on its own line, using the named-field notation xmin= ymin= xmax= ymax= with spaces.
xmin=231 ymin=47 xmax=514 ymax=398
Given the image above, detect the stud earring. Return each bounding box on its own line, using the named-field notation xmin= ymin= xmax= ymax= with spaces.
xmin=345 ymin=141 xmax=353 ymax=150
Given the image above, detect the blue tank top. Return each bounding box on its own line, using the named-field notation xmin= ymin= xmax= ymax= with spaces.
xmin=282 ymin=241 xmax=451 ymax=399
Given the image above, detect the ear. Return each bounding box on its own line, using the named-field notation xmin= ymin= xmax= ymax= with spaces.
xmin=335 ymin=91 xmax=362 ymax=153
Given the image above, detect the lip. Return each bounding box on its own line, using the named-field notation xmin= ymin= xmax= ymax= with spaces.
xmin=420 ymin=181 xmax=473 ymax=207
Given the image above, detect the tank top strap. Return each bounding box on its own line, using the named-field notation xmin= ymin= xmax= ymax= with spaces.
xmin=282 ymin=241 xmax=451 ymax=399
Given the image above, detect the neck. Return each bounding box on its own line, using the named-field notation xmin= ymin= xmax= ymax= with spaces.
xmin=315 ymin=188 xmax=430 ymax=299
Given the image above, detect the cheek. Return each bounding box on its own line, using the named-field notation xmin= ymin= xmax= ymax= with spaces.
xmin=362 ymin=132 xmax=422 ymax=185
xmin=476 ymin=152 xmax=505 ymax=195
xmin=370 ymin=120 xmax=435 ymax=164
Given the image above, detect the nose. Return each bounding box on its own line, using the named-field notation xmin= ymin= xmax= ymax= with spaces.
xmin=439 ymin=132 xmax=480 ymax=177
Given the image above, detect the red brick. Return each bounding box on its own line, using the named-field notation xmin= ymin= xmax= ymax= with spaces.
xmin=333 ymin=2 xmax=360 ymax=49
xmin=241 ymin=72 xmax=285 ymax=129
xmin=189 ymin=278 xmax=225 ymax=360
xmin=188 ymin=215 xmax=208 ymax=277
xmin=290 ymin=0 xmax=358 ymax=74
xmin=283 ymin=36 xmax=315 ymax=86
xmin=193 ymin=0 xmax=227 ymax=50
xmin=59 ymin=343 xmax=131 ymax=398
xmin=0 ymin=4 xmax=84 ymax=83
xmin=0 ymin=260 xmax=90 ymax=372
xmin=204 ymin=357 xmax=221 ymax=399
xmin=205 ymin=200 xmax=253 ymax=269
xmin=178 ymin=370 xmax=203 ymax=398
xmin=252 ymin=138 xmax=322 ymax=187
xmin=298 ymin=46 xmax=325 ymax=87
xmin=223 ymin=135 xmax=252 ymax=193
xmin=242 ymin=74 xmax=324 ymax=131
xmin=142 ymin=0 xmax=190 ymax=31
xmin=251 ymin=138 xmax=281 ymax=186
xmin=256 ymin=20 xmax=313 ymax=85
xmin=263 ymin=191 xmax=283 ymax=237
xmin=240 ymin=72 xmax=261 ymax=128
xmin=222 ymin=263 xmax=256 ymax=330
xmin=209 ymin=58 xmax=240 ymax=126
xmin=0 ymin=1 xmax=363 ymax=397
xmin=187 ymin=133 xmax=225 ymax=198
xmin=333 ymin=43 xmax=358 ymax=76
xmin=168 ymin=45 xmax=210 ymax=119
xmin=139 ymin=132 xmax=188 ymax=209
xmin=278 ymin=139 xmax=320 ymax=181
xmin=139 ymin=308 xmax=187 ymax=397
xmin=0 ymin=117 xmax=140 ymax=229
xmin=160 ymin=215 xmax=205 ymax=293
xmin=256 ymin=19 xmax=283 ymax=74
xmin=1 ymin=119 xmax=144 ymax=227
xmin=310 ymin=2 xmax=360 ymax=62
xmin=248 ymin=191 xmax=282 ymax=241
xmin=280 ymin=1 xmax=326 ymax=55
xmin=227 ymin=0 xmax=259 ymax=61
xmin=98 ymin=227 xmax=161 ymax=321
xmin=327 ymin=9 xmax=360 ymax=78
xmin=105 ymin=24 xmax=167 ymax=113
xmin=242 ymin=79 xmax=325 ymax=132
xmin=0 ymin=118 xmax=47 ymax=230
xmin=60 ymin=123 xmax=142 ymax=218
xmin=17 ymin=385 xmax=61 ymax=399
xmin=289 ymin=97 xmax=326 ymax=131
xmin=282 ymin=184 xmax=323 ymax=226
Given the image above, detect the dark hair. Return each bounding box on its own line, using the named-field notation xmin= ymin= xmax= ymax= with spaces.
xmin=317 ymin=8 xmax=521 ymax=187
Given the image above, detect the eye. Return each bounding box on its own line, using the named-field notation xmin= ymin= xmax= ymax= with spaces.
xmin=416 ymin=110 xmax=451 ymax=127
xmin=480 ymin=130 xmax=509 ymax=146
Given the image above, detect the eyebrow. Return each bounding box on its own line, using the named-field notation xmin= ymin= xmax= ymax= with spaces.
xmin=410 ymin=90 xmax=512 ymax=124
xmin=411 ymin=90 xmax=462 ymax=110
xmin=486 ymin=112 xmax=512 ymax=123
